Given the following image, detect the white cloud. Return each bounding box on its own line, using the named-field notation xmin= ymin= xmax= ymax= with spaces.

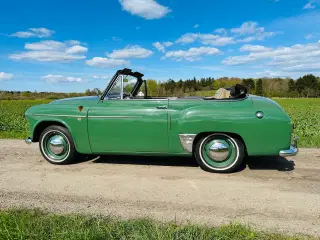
xmin=107 ymin=45 xmax=153 ymax=58
xmin=9 ymin=40 xmax=87 ymax=62
xmin=231 ymin=21 xmax=264 ymax=35
xmin=304 ymin=1 xmax=317 ymax=9
xmin=282 ymin=63 xmax=320 ymax=72
xmin=0 ymin=72 xmax=14 ymax=81
xmin=229 ymin=21 xmax=276 ymax=43
xmin=222 ymin=41 xmax=320 ymax=70
xmin=11 ymin=28 xmax=54 ymax=38
xmin=240 ymin=44 xmax=272 ymax=52
xmin=65 ymin=40 xmax=81 ymax=45
xmin=215 ymin=28 xmax=227 ymax=35
xmin=237 ymin=32 xmax=276 ymax=42
xmin=65 ymin=45 xmax=88 ymax=54
xmin=153 ymin=41 xmax=173 ymax=52
xmin=255 ymin=70 xmax=285 ymax=77
xmin=119 ymin=0 xmax=171 ymax=19
xmin=86 ymin=57 xmax=130 ymax=68
xmin=25 ymin=40 xmax=65 ymax=51
xmin=164 ymin=46 xmax=221 ymax=61
xmin=10 ymin=51 xmax=86 ymax=62
xmin=201 ymin=36 xmax=235 ymax=46
xmin=42 ymin=75 xmax=82 ymax=83
xmin=194 ymin=24 xmax=199 ymax=29
xmin=175 ymin=22 xmax=275 ymax=47
xmin=93 ymin=75 xmax=110 ymax=79
xmin=176 ymin=33 xmax=235 ymax=46
xmin=176 ymin=33 xmax=198 ymax=44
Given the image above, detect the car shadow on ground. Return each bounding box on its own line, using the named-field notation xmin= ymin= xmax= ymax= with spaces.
xmin=86 ymin=155 xmax=199 ymax=167
xmin=82 ymin=154 xmax=295 ymax=172
xmin=245 ymin=156 xmax=295 ymax=172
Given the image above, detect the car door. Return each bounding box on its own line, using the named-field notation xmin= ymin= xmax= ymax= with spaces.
xmin=87 ymin=99 xmax=169 ymax=154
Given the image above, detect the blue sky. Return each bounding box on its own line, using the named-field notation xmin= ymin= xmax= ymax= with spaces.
xmin=1 ymin=0 xmax=320 ymax=92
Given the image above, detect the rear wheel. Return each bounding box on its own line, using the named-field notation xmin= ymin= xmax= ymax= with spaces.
xmin=194 ymin=133 xmax=244 ymax=173
xmin=39 ymin=125 xmax=78 ymax=165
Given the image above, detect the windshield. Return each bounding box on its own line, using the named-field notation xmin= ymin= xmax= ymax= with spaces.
xmin=123 ymin=75 xmax=138 ymax=94
xmin=107 ymin=74 xmax=139 ymax=98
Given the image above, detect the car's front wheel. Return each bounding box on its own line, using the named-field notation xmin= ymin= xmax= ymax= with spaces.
xmin=194 ymin=133 xmax=245 ymax=173
xmin=39 ymin=125 xmax=78 ymax=165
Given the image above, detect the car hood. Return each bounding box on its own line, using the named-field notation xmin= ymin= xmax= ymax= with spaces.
xmin=50 ymin=96 xmax=100 ymax=105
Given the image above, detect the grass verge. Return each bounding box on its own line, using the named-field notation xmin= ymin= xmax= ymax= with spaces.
xmin=0 ymin=209 xmax=315 ymax=240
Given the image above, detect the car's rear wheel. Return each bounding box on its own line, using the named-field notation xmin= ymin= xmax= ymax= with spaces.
xmin=194 ymin=133 xmax=244 ymax=173
xmin=39 ymin=125 xmax=78 ymax=165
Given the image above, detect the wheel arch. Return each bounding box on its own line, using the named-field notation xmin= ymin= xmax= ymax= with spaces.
xmin=32 ymin=120 xmax=71 ymax=142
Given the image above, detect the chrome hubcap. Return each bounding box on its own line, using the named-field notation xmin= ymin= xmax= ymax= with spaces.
xmin=208 ymin=141 xmax=230 ymax=162
xmin=48 ymin=135 xmax=65 ymax=155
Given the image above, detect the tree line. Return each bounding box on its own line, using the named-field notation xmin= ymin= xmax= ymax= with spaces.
xmin=147 ymin=74 xmax=320 ymax=98
xmin=1 ymin=74 xmax=320 ymax=100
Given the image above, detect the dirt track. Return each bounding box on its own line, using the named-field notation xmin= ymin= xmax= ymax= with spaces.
xmin=0 ymin=139 xmax=320 ymax=236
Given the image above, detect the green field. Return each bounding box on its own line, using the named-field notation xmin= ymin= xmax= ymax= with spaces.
xmin=0 ymin=100 xmax=50 ymax=138
xmin=0 ymin=209 xmax=314 ymax=240
xmin=0 ymin=98 xmax=319 ymax=148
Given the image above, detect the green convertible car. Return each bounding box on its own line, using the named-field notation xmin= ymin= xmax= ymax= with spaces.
xmin=25 ymin=68 xmax=298 ymax=173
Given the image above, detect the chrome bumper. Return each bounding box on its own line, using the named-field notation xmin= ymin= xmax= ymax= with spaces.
xmin=279 ymin=136 xmax=299 ymax=157
xmin=25 ymin=137 xmax=32 ymax=145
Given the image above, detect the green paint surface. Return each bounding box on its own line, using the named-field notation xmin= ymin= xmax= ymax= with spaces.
xmin=21 ymin=95 xmax=294 ymax=156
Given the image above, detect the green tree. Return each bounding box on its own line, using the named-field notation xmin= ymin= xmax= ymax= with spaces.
xmin=296 ymin=74 xmax=320 ymax=97
xmin=242 ymin=79 xmax=255 ymax=93
xmin=146 ymin=79 xmax=158 ymax=96
xmin=255 ymin=79 xmax=263 ymax=96
xmin=212 ymin=80 xmax=220 ymax=90
xmin=288 ymin=79 xmax=296 ymax=92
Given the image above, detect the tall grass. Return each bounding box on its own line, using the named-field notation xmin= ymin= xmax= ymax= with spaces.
xmin=0 ymin=209 xmax=314 ymax=240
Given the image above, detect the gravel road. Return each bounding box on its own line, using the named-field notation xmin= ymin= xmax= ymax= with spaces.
xmin=0 ymin=139 xmax=320 ymax=236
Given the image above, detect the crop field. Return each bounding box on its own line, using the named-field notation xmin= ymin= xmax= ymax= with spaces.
xmin=0 ymin=100 xmax=50 ymax=139
xmin=274 ymin=98 xmax=320 ymax=148
xmin=0 ymin=98 xmax=319 ymax=147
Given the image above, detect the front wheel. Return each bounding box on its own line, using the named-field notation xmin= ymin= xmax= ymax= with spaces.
xmin=39 ymin=125 xmax=78 ymax=165
xmin=194 ymin=133 xmax=245 ymax=173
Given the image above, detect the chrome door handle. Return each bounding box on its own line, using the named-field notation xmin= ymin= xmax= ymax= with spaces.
xmin=156 ymin=105 xmax=168 ymax=109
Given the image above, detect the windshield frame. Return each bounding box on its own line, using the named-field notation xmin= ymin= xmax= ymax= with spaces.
xmin=100 ymin=68 xmax=144 ymax=100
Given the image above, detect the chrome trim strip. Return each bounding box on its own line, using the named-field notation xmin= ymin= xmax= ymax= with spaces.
xmin=179 ymin=134 xmax=196 ymax=153
xmin=88 ymin=116 xmax=142 ymax=119
xmin=279 ymin=136 xmax=299 ymax=157
xmin=31 ymin=114 xmax=85 ymax=118
xmin=120 ymin=75 xmax=124 ymax=100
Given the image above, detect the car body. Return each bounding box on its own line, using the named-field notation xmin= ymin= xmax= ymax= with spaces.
xmin=25 ymin=68 xmax=298 ymax=173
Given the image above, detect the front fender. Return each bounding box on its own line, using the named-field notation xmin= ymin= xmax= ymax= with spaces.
xmin=25 ymin=104 xmax=91 ymax=154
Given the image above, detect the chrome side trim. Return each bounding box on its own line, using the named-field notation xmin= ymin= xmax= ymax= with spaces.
xmin=120 ymin=75 xmax=124 ymax=100
xmin=31 ymin=114 xmax=141 ymax=119
xmin=30 ymin=114 xmax=85 ymax=118
xmin=179 ymin=134 xmax=196 ymax=153
xmin=88 ymin=116 xmax=142 ymax=119
xmin=279 ymin=136 xmax=299 ymax=157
